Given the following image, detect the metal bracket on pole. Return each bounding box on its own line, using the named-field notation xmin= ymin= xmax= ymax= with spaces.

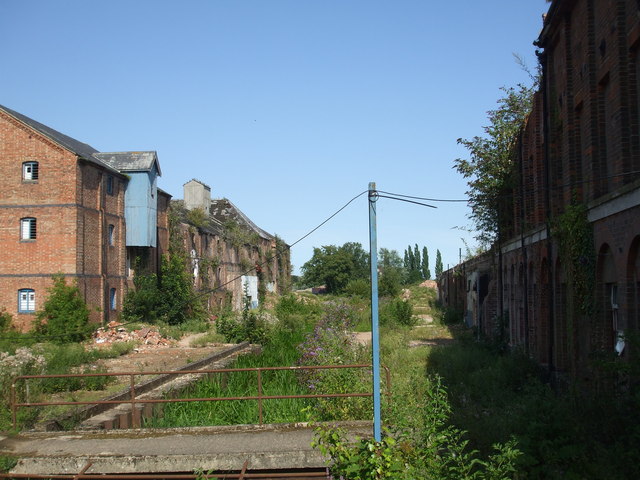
xmin=368 ymin=182 xmax=381 ymax=442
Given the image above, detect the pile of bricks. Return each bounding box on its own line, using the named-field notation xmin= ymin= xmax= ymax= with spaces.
xmin=92 ymin=321 xmax=173 ymax=348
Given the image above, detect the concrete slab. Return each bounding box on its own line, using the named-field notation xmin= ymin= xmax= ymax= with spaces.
xmin=1 ymin=422 xmax=372 ymax=475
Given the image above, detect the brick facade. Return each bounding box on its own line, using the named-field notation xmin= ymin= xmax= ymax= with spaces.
xmin=0 ymin=107 xmax=166 ymax=330
xmin=440 ymin=0 xmax=640 ymax=380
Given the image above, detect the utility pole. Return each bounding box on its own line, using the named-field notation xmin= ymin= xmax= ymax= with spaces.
xmin=368 ymin=182 xmax=381 ymax=442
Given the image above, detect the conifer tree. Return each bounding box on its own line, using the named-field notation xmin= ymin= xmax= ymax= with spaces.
xmin=422 ymin=246 xmax=431 ymax=279
xmin=435 ymin=249 xmax=444 ymax=279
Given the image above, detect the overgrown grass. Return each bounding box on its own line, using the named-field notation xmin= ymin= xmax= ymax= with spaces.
xmin=1 ymin=341 xmax=136 ymax=431
xmin=146 ymin=326 xmax=313 ymax=427
xmin=424 ymin=322 xmax=640 ymax=479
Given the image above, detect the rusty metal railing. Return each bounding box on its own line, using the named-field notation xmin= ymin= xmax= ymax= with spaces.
xmin=11 ymin=364 xmax=391 ymax=430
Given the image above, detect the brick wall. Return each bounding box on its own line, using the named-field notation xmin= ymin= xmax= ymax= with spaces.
xmin=0 ymin=110 xmax=127 ymax=329
xmin=440 ymin=0 xmax=640 ymax=379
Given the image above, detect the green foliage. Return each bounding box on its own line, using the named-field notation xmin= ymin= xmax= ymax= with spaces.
xmin=314 ymin=427 xmax=409 ymax=479
xmin=215 ymin=292 xmax=270 ymax=344
xmin=345 ymin=278 xmax=371 ymax=297
xmin=297 ymin=302 xmax=371 ymax=420
xmin=185 ymin=207 xmax=210 ymax=228
xmin=35 ymin=275 xmax=92 ymax=344
xmin=378 ymin=267 xmax=402 ymax=297
xmin=0 ymin=456 xmax=17 ymax=473
xmin=301 ymin=242 xmax=369 ymax=294
xmin=422 ymin=246 xmax=431 ymax=279
xmin=454 ymin=83 xmax=536 ymax=245
xmin=315 ymin=375 xmax=521 ymax=480
xmin=435 ymin=249 xmax=444 ymax=279
xmin=0 ymin=309 xmax=12 ymax=333
xmin=551 ymin=202 xmax=595 ymax=316
xmin=274 ymin=293 xmax=322 ymax=325
xmin=122 ymin=253 xmax=205 ymax=326
xmin=380 ymin=298 xmax=416 ymax=327
xmin=222 ymin=218 xmax=260 ymax=249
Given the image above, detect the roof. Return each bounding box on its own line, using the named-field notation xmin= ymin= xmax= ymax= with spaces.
xmin=210 ymin=198 xmax=274 ymax=241
xmin=94 ymin=151 xmax=162 ymax=176
xmin=184 ymin=178 xmax=211 ymax=190
xmin=0 ymin=104 xmax=121 ymax=175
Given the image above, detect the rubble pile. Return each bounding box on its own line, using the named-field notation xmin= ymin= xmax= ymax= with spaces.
xmin=92 ymin=321 xmax=173 ymax=348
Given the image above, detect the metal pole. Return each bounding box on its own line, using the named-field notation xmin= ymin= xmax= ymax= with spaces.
xmin=368 ymin=181 xmax=381 ymax=442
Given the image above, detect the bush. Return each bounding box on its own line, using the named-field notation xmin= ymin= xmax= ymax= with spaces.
xmin=345 ymin=278 xmax=370 ymax=297
xmin=379 ymin=267 xmax=402 ymax=297
xmin=35 ymin=275 xmax=92 ymax=344
xmin=215 ymin=309 xmax=269 ymax=344
xmin=380 ymin=298 xmax=416 ymax=327
xmin=0 ymin=309 xmax=12 ymax=333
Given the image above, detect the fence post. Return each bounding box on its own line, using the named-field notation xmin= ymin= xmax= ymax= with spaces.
xmin=130 ymin=374 xmax=139 ymax=428
xmin=257 ymin=369 xmax=263 ymax=424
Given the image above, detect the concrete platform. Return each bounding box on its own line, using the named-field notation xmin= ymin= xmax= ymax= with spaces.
xmin=1 ymin=422 xmax=372 ymax=475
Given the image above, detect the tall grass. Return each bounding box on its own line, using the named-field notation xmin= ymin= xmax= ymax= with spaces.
xmin=147 ymin=324 xmax=313 ymax=427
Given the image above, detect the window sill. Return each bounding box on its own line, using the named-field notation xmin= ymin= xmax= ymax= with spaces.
xmin=20 ymin=239 xmax=36 ymax=243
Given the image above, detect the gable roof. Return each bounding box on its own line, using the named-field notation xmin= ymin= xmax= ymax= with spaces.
xmin=0 ymin=104 xmax=122 ymax=175
xmin=210 ymin=198 xmax=274 ymax=241
xmin=94 ymin=151 xmax=162 ymax=176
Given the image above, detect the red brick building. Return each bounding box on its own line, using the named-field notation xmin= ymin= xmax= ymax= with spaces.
xmin=0 ymin=105 xmax=169 ymax=330
xmin=440 ymin=0 xmax=640 ymax=381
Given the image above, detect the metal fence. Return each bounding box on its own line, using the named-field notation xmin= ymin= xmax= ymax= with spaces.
xmin=11 ymin=364 xmax=391 ymax=430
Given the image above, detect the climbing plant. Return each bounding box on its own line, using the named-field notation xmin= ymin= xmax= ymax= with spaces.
xmin=552 ymin=202 xmax=595 ymax=316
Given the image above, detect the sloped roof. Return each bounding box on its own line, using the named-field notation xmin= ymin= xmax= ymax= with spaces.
xmin=94 ymin=151 xmax=162 ymax=175
xmin=210 ymin=198 xmax=274 ymax=241
xmin=0 ymin=104 xmax=121 ymax=175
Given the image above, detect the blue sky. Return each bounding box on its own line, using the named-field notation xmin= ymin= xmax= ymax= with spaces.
xmin=1 ymin=0 xmax=550 ymax=275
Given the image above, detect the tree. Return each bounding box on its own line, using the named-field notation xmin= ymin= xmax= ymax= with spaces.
xmin=36 ymin=274 xmax=92 ymax=343
xmin=413 ymin=244 xmax=421 ymax=273
xmin=301 ymin=242 xmax=369 ymax=294
xmin=379 ymin=248 xmax=403 ymax=271
xmin=435 ymin=250 xmax=443 ymax=280
xmin=453 ymin=83 xmax=536 ymax=246
xmin=422 ymin=246 xmax=431 ymax=280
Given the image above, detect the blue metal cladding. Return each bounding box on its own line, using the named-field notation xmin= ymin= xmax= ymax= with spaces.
xmin=124 ymin=165 xmax=158 ymax=247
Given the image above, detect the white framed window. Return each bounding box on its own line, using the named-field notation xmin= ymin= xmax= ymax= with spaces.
xmin=20 ymin=217 xmax=37 ymax=240
xmin=106 ymin=175 xmax=114 ymax=195
xmin=18 ymin=289 xmax=36 ymax=313
xmin=109 ymin=288 xmax=117 ymax=310
xmin=108 ymin=224 xmax=115 ymax=246
xmin=22 ymin=161 xmax=39 ymax=181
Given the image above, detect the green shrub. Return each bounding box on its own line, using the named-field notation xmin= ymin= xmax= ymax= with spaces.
xmin=380 ymin=298 xmax=416 ymax=327
xmin=345 ymin=278 xmax=370 ymax=297
xmin=0 ymin=309 xmax=12 ymax=333
xmin=35 ymin=275 xmax=92 ymax=344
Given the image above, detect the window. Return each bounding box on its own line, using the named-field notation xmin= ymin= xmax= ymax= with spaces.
xmin=108 ymin=224 xmax=115 ymax=246
xmin=109 ymin=288 xmax=117 ymax=311
xmin=20 ymin=217 xmax=36 ymax=240
xmin=106 ymin=176 xmax=114 ymax=195
xmin=22 ymin=161 xmax=39 ymax=181
xmin=18 ymin=289 xmax=36 ymax=313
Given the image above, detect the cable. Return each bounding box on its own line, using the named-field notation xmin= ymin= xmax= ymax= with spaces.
xmin=193 ymin=190 xmax=368 ymax=299
xmin=377 ymin=190 xmax=468 ymax=203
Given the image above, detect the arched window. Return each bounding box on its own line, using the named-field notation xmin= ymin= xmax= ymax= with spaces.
xmin=108 ymin=224 xmax=115 ymax=246
xmin=20 ymin=217 xmax=36 ymax=240
xmin=18 ymin=289 xmax=36 ymax=313
xmin=22 ymin=161 xmax=39 ymax=181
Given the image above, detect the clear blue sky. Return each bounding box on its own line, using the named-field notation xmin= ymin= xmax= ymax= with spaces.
xmin=1 ymin=0 xmax=550 ymax=275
